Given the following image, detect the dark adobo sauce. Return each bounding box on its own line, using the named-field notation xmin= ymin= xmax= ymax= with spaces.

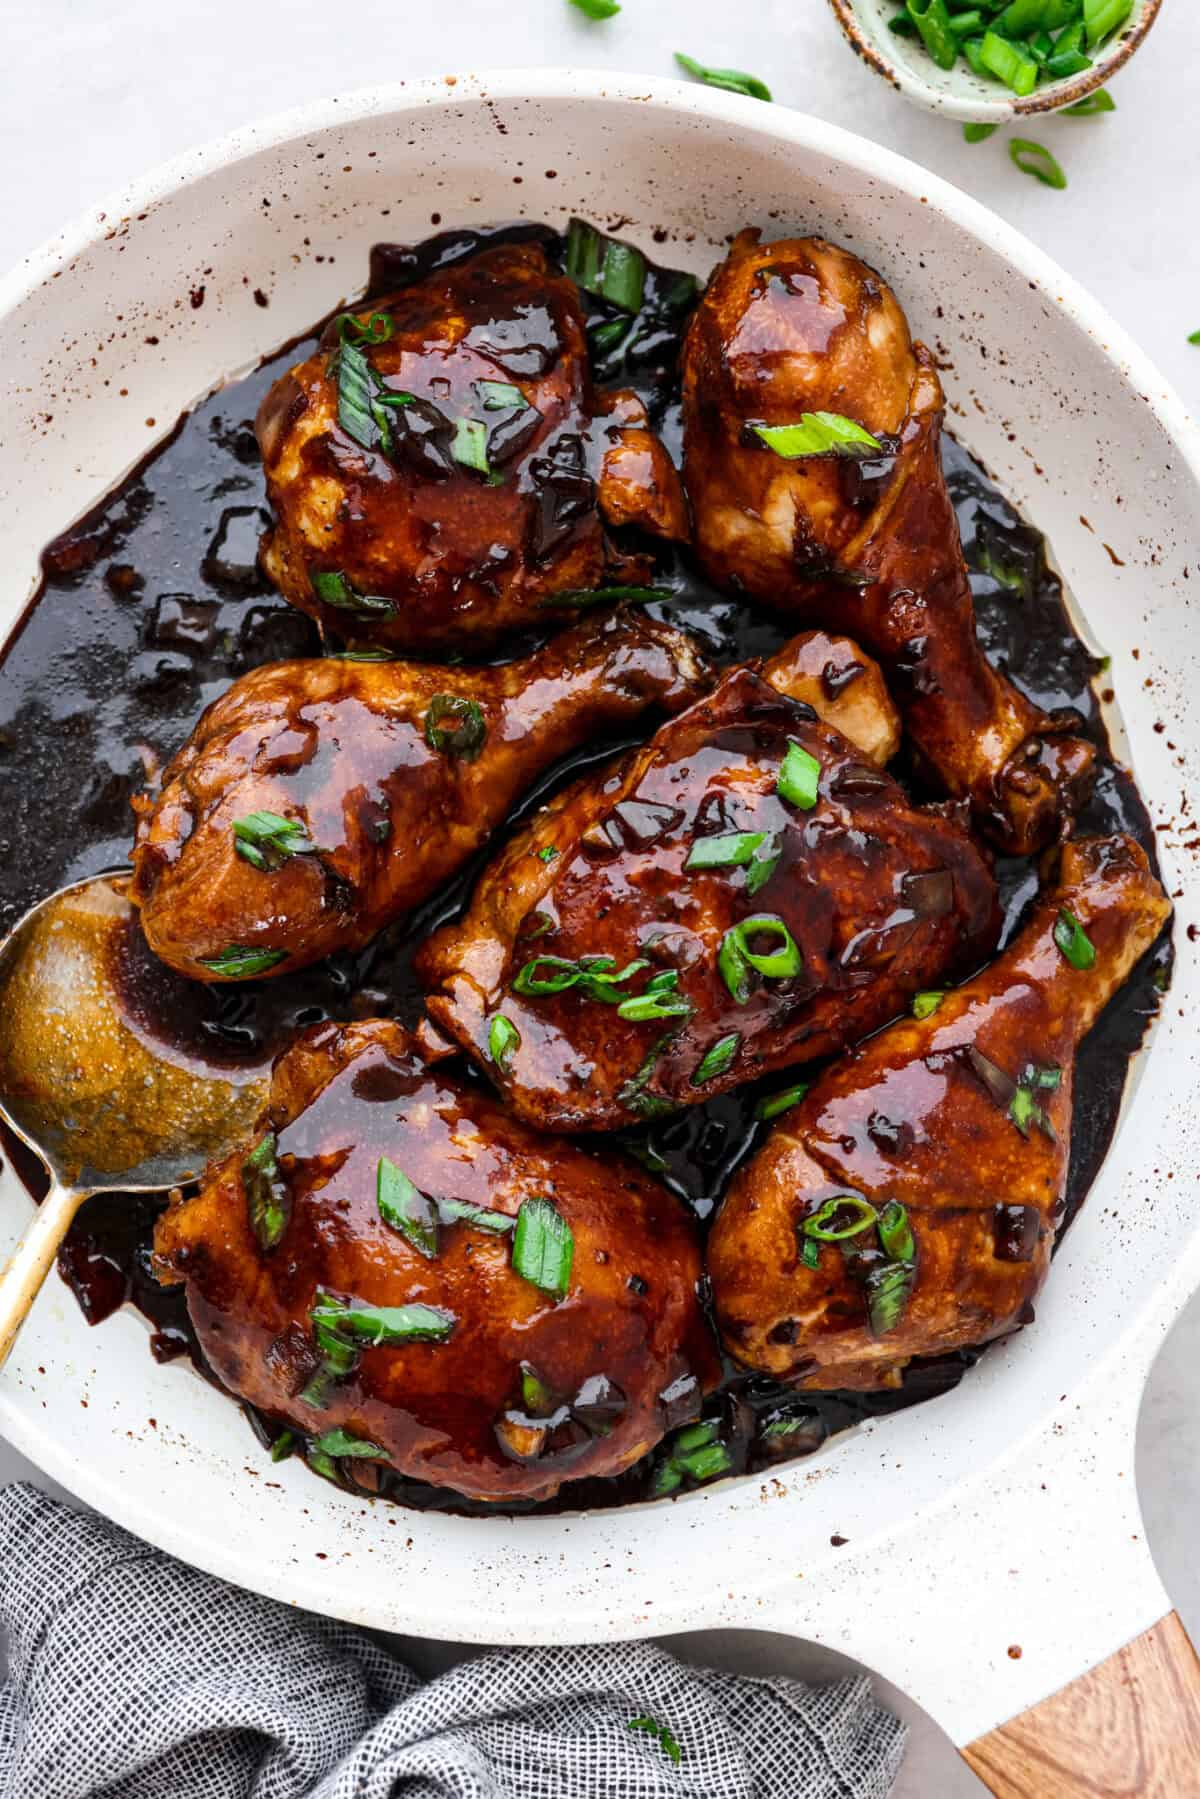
xmin=0 ymin=223 xmax=1171 ymax=1515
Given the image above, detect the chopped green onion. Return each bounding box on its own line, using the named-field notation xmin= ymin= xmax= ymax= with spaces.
xmin=692 ymin=1033 xmax=740 ymax=1085
xmin=537 ymin=845 xmax=560 ymax=863
xmin=963 ymin=122 xmax=999 ymax=143
xmin=310 ymin=1295 xmax=457 ymax=1348
xmin=1045 ymin=46 xmax=1093 ymax=76
xmin=1007 ymin=1063 xmax=1061 ymax=1142
xmin=746 ymin=832 xmax=782 ymax=896
xmin=718 ymin=914 xmax=803 ymax=1004
xmin=307 ymin=1450 xmax=341 ymax=1484
xmin=1083 ymin=0 xmax=1131 ymax=46
xmin=1063 ymin=87 xmax=1115 ymax=112
xmin=233 ymin=809 xmax=316 ymax=872
xmin=755 ymin=1082 xmax=810 ymax=1122
xmin=616 ymin=989 xmax=693 ymax=1023
xmin=198 ymin=945 xmax=287 ymax=978
xmin=570 ymin=0 xmax=620 ymax=17
xmin=751 ymin=413 xmax=882 ymax=459
xmin=270 ymin=1429 xmax=296 ymax=1463
xmin=628 ymin=1717 xmax=683 ymax=1765
xmin=326 ymin=647 xmax=396 ymax=662
xmin=878 ymin=1200 xmax=916 ymax=1263
xmin=865 ymin=1260 xmax=916 ymax=1338
xmin=312 ymin=1427 xmax=390 ymax=1461
xmin=685 ymin=831 xmax=769 ymax=872
xmin=1009 ymin=138 xmax=1069 ymax=187
xmin=778 ymin=739 xmax=821 ymax=810
xmin=1189 ymin=330 xmax=1200 ymax=347
xmin=617 ymin=1031 xmax=682 ymax=1119
xmin=335 ymin=311 xmax=393 ymax=347
xmin=520 ymin=1362 xmax=557 ymax=1415
xmin=565 ymin=219 xmax=647 ymax=313
xmin=376 ymin=1156 xmax=438 ymax=1260
xmin=451 ymin=417 xmax=491 ymax=476
xmin=675 ymin=1440 xmax=732 ymax=1481
xmin=911 ymin=990 xmax=946 ymax=1021
xmin=488 ymin=1014 xmax=520 ymax=1072
xmin=436 ymin=1196 xmax=515 ymax=1234
xmin=514 ymin=954 xmax=650 ymax=1003
xmin=889 ymin=11 xmax=918 ymax=35
xmin=1053 ymin=906 xmax=1096 ymax=970
xmin=511 ymin=1197 xmax=575 ymax=1301
xmin=906 ymin=0 xmax=959 ymax=70
xmin=243 ymin=1132 xmax=290 ymax=1253
xmin=674 ymin=51 xmax=772 ymax=101
xmin=476 ymin=380 xmax=528 ymax=410
xmin=424 ymin=693 xmax=487 ymax=760
xmin=333 ymin=334 xmax=411 ymax=457
xmin=310 ymin=569 xmax=397 ymax=617
xmin=803 ymin=1196 xmax=879 ymax=1243
xmin=537 ymin=585 xmax=669 ymax=610
xmin=980 ymin=30 xmax=1040 ymax=94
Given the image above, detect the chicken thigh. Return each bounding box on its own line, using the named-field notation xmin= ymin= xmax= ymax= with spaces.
xmin=418 ymin=650 xmax=998 ymax=1133
xmin=681 ymin=230 xmax=1095 ymax=855
xmin=707 ymin=835 xmax=1170 ymax=1389
xmin=153 ymin=1019 xmax=717 ymax=1503
xmin=256 ymin=239 xmax=687 ymax=654
xmin=129 ymin=607 xmax=708 ymax=982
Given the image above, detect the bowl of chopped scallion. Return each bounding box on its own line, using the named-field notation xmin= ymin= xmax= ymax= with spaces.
xmin=827 ymin=0 xmax=1161 ymax=119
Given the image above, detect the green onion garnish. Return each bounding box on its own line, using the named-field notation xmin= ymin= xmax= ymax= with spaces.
xmin=1009 ymin=138 xmax=1069 ymax=189
xmin=310 ymin=1294 xmax=457 ymax=1348
xmin=1064 ymin=87 xmax=1115 ymax=112
xmin=911 ymin=990 xmax=946 ymax=1021
xmin=424 ymin=693 xmax=487 ymax=760
xmin=1053 ymin=906 xmax=1096 ymax=970
xmin=488 ymin=1014 xmax=520 ymax=1072
xmin=565 ymin=219 xmax=647 ymax=313
xmin=1083 ymin=0 xmax=1131 ymax=46
xmin=312 ymin=1427 xmax=390 ymax=1461
xmin=685 ymin=831 xmax=769 ymax=872
xmin=335 ymin=311 xmax=393 ymax=347
xmin=877 ymin=1200 xmax=915 ymax=1263
xmin=476 ymin=380 xmax=528 ymax=410
xmin=616 ymin=989 xmax=693 ymax=1023
xmin=537 ymin=585 xmax=669 ymax=610
xmin=537 ymin=845 xmax=559 ymax=864
xmin=451 ymin=417 xmax=491 ymax=476
xmin=751 ymin=413 xmax=882 ymax=459
xmin=906 ymin=0 xmax=959 ymax=70
xmin=865 ymin=1260 xmax=917 ymax=1338
xmin=511 ymin=1197 xmax=574 ymax=1301
xmin=332 ymin=333 xmax=411 ymax=456
xmin=513 ymin=954 xmax=651 ymax=1004
xmin=628 ymin=1717 xmax=683 ymax=1765
xmin=718 ymin=914 xmax=803 ymax=1004
xmin=520 ymin=1362 xmax=557 ymax=1415
xmin=1189 ymin=330 xmax=1200 ymax=347
xmin=376 ymin=1156 xmax=438 ymax=1260
xmin=310 ymin=569 xmax=397 ymax=617
xmin=270 ymin=1430 xmax=296 ymax=1463
xmin=1009 ymin=1063 xmax=1061 ymax=1142
xmin=755 ymin=1082 xmax=810 ymax=1122
xmin=980 ymin=29 xmax=1040 ymax=94
xmin=692 ymin=1033 xmax=740 ymax=1085
xmin=436 ymin=1196 xmax=516 ymax=1234
xmin=198 ymin=945 xmax=287 ymax=978
xmin=963 ymin=122 xmax=999 ymax=144
xmin=674 ymin=51 xmax=772 ymax=101
xmin=232 ymin=809 xmax=316 ymax=872
xmin=242 ymin=1132 xmax=290 ymax=1253
xmin=569 ymin=0 xmax=619 ymax=15
xmin=802 ymin=1196 xmax=878 ymax=1243
xmin=777 ymin=739 xmax=821 ymax=810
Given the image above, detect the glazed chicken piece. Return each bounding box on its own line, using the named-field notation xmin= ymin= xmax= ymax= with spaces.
xmin=681 ymin=230 xmax=1096 ymax=855
xmin=708 ymin=835 xmax=1170 ymax=1389
xmin=129 ymin=607 xmax=708 ymax=982
xmin=257 ymin=239 xmax=687 ymax=655
xmin=153 ymin=1019 xmax=718 ymax=1503
xmin=417 ymin=647 xmax=998 ymax=1133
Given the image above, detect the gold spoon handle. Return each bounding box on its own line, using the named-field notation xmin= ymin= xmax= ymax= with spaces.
xmin=0 ymin=1181 xmax=87 ymax=1371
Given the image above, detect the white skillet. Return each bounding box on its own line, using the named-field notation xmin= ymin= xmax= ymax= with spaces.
xmin=0 ymin=72 xmax=1197 ymax=1790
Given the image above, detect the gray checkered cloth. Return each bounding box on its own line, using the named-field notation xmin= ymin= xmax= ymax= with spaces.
xmin=0 ymin=1482 xmax=905 ymax=1798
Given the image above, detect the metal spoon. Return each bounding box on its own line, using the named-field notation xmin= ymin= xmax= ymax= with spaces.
xmin=0 ymin=873 xmax=270 ymax=1368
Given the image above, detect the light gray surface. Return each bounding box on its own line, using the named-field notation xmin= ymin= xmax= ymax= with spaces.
xmin=1 ymin=1 xmax=1198 ymax=1793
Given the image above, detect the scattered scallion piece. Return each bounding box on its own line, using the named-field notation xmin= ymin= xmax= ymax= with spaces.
xmin=674 ymin=52 xmax=771 ymax=101
xmin=751 ymin=413 xmax=882 ymax=459
xmin=476 ymin=379 xmax=528 ymax=410
xmin=777 ymin=739 xmax=821 ymax=811
xmin=866 ymin=1260 xmax=917 ymax=1338
xmin=628 ymin=1717 xmax=683 ymax=1765
xmin=565 ymin=218 xmax=647 ymax=313
xmin=1009 ymin=138 xmax=1069 ymax=189
xmin=436 ymin=1196 xmax=516 ymax=1235
xmin=232 ymin=809 xmax=316 ymax=872
xmin=332 ymin=332 xmax=412 ymax=456
xmin=537 ymin=845 xmax=560 ymax=864
xmin=1053 ymin=906 xmax=1096 ymax=970
xmin=423 ymin=693 xmax=487 ymax=760
xmin=488 ymin=1014 xmax=520 ymax=1072
xmin=907 ymin=0 xmax=959 ymax=71
xmin=718 ymin=914 xmax=803 ymax=1004
xmin=243 ymin=1132 xmax=290 ymax=1253
xmin=755 ymin=1082 xmax=810 ymax=1122
xmin=692 ymin=1033 xmax=740 ymax=1085
xmin=270 ymin=1429 xmax=296 ymax=1464
xmin=878 ymin=1200 xmax=916 ymax=1264
xmin=685 ymin=830 xmax=769 ymax=872
xmin=451 ymin=417 xmax=491 ymax=476
xmin=537 ymin=585 xmax=670 ymax=610
xmin=911 ymin=990 xmax=946 ymax=1021
xmin=511 ymin=1197 xmax=575 ymax=1301
xmin=376 ymin=1156 xmax=439 ymax=1260
xmin=963 ymin=122 xmax=999 ymax=143
xmin=312 ymin=1427 xmax=390 ymax=1461
xmin=1064 ymin=86 xmax=1115 ymax=112
xmin=335 ymin=311 xmax=393 ymax=347
xmin=310 ymin=569 xmax=397 ymax=617
xmin=616 ymin=988 xmax=693 ymax=1023
xmin=198 ymin=945 xmax=287 ymax=978
xmin=569 ymin=0 xmax=619 ymax=17
xmin=802 ymin=1196 xmax=879 ymax=1243
xmin=310 ymin=1294 xmax=457 ymax=1348
xmin=1008 ymin=1062 xmax=1062 ymax=1142
xmin=513 ymin=954 xmax=650 ymax=1002
xmin=1189 ymin=330 xmax=1200 ymax=347
xmin=520 ymin=1362 xmax=557 ymax=1416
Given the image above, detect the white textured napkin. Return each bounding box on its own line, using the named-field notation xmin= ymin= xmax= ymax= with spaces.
xmin=0 ymin=1482 xmax=905 ymax=1798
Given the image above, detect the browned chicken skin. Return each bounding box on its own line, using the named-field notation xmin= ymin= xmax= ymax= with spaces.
xmin=418 ymin=655 xmax=999 ymax=1133
xmin=153 ymin=1019 xmax=718 ymax=1503
xmin=682 ymin=231 xmax=1095 ymax=855
xmin=257 ymin=240 xmax=687 ymax=654
xmin=708 ymin=835 xmax=1170 ymax=1389
xmin=128 ymin=608 xmax=708 ymax=982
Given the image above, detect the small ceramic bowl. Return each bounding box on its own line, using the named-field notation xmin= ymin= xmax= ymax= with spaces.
xmin=827 ymin=0 xmax=1163 ymax=120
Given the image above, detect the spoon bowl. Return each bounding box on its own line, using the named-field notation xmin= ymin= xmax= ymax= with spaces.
xmin=0 ymin=873 xmax=269 ymax=1365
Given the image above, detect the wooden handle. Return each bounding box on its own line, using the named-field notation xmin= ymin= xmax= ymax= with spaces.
xmin=962 ymin=1611 xmax=1200 ymax=1797
xmin=0 ymin=1181 xmax=85 ymax=1369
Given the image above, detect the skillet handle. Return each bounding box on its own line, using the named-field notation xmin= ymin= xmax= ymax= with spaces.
xmin=961 ymin=1610 xmax=1200 ymax=1798
xmin=0 ymin=1180 xmax=85 ymax=1369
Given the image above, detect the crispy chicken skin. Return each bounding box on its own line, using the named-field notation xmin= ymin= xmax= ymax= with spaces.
xmin=153 ymin=1019 xmax=718 ymax=1503
xmin=708 ymin=835 xmax=1170 ymax=1389
xmin=418 ymin=657 xmax=999 ymax=1133
xmin=256 ymin=241 xmax=687 ymax=654
xmin=681 ymin=230 xmax=1095 ymax=855
xmin=128 ymin=608 xmax=708 ymax=982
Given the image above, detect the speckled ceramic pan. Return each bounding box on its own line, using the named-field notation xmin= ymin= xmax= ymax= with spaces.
xmin=1 ymin=71 xmax=1197 ymax=1779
